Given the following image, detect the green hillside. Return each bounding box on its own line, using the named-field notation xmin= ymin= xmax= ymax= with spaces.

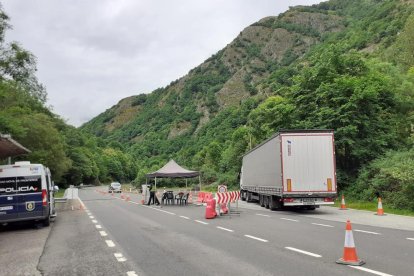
xmin=82 ymin=0 xmax=414 ymax=209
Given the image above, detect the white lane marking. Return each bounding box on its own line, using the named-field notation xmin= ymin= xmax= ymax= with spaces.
xmin=105 ymin=240 xmax=115 ymax=247
xmin=244 ymin=235 xmax=268 ymax=242
xmin=285 ymin=247 xmax=322 ymax=258
xmin=99 ymin=231 xmax=107 ymax=237
xmin=96 ymin=225 xmax=102 ymax=229
xmin=312 ymin=223 xmax=334 ymax=228
xmin=145 ymin=206 xmax=175 ymax=215
xmin=195 ymin=220 xmax=209 ymax=225
xmin=114 ymin=253 xmax=127 ymax=262
xmin=89 ymin=216 xmax=94 ymax=219
xmin=354 ymin=229 xmax=381 ymax=235
xmin=92 ymin=220 xmax=98 ymax=224
xmin=179 ymin=216 xmax=190 ymax=220
xmin=280 ymin=218 xmax=299 ymax=222
xmin=407 ymin=238 xmax=414 ymax=241
xmin=348 ymin=265 xmax=393 ymax=276
xmin=217 ymin=226 xmax=234 ymax=232
xmin=156 ymin=209 xmax=175 ymax=215
xmin=256 ymin=214 xmax=270 ymax=217
xmin=127 ymin=271 xmax=138 ymax=276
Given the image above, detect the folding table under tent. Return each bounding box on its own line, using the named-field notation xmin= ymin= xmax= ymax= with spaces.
xmin=146 ymin=159 xmax=200 ymax=191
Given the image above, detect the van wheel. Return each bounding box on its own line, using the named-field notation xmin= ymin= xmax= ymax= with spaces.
xmin=43 ymin=216 xmax=50 ymax=227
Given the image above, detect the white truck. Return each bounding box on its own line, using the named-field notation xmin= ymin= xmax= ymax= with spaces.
xmin=240 ymin=130 xmax=337 ymax=210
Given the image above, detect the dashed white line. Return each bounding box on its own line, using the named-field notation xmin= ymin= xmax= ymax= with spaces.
xmin=105 ymin=240 xmax=115 ymax=247
xmin=285 ymin=247 xmax=322 ymax=258
xmin=348 ymin=265 xmax=393 ymax=276
xmin=89 ymin=216 xmax=94 ymax=219
xmin=354 ymin=229 xmax=381 ymax=235
xmin=195 ymin=220 xmax=209 ymax=225
xmin=92 ymin=220 xmax=98 ymax=224
xmin=311 ymin=223 xmax=334 ymax=228
xmin=114 ymin=253 xmax=127 ymax=262
xmin=256 ymin=214 xmax=270 ymax=217
xmin=157 ymin=209 xmax=175 ymax=215
xmin=406 ymin=238 xmax=414 ymax=241
xmin=127 ymin=271 xmax=138 ymax=276
xmin=179 ymin=216 xmax=190 ymax=220
xmin=217 ymin=226 xmax=234 ymax=232
xmin=99 ymin=231 xmax=107 ymax=237
xmin=244 ymin=235 xmax=268 ymax=242
xmin=96 ymin=225 xmax=102 ymax=229
xmin=280 ymin=218 xmax=299 ymax=222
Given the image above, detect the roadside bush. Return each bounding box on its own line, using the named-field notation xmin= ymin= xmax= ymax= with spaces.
xmin=349 ymin=147 xmax=414 ymax=211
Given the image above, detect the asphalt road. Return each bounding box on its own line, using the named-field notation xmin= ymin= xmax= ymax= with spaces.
xmin=79 ymin=188 xmax=414 ymax=276
xmin=0 ymin=221 xmax=49 ymax=276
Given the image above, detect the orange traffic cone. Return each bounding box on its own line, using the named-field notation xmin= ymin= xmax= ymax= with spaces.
xmin=121 ymin=194 xmax=125 ymax=199
xmin=375 ymin=197 xmax=385 ymax=216
xmin=336 ymin=220 xmax=365 ymax=266
xmin=339 ymin=194 xmax=347 ymax=210
xmin=126 ymin=195 xmax=130 ymax=201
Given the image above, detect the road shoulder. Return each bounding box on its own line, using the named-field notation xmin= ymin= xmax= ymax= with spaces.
xmin=38 ymin=199 xmax=134 ymax=275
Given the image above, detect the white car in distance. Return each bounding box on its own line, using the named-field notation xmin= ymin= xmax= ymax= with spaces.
xmin=108 ymin=182 xmax=122 ymax=193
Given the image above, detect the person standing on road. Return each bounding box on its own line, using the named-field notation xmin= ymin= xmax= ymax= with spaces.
xmin=147 ymin=184 xmax=160 ymax=205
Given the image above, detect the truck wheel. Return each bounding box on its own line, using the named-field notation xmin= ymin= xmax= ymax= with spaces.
xmin=43 ymin=216 xmax=50 ymax=227
xmin=264 ymin=196 xmax=269 ymax=209
xmin=246 ymin=192 xmax=252 ymax=202
xmin=259 ymin=195 xmax=264 ymax=207
xmin=241 ymin=191 xmax=246 ymax=201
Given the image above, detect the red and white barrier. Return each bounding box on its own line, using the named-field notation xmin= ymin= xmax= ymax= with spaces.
xmin=216 ymin=191 xmax=240 ymax=204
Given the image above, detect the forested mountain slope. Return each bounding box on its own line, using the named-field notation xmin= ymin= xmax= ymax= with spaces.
xmin=82 ymin=0 xmax=414 ymax=209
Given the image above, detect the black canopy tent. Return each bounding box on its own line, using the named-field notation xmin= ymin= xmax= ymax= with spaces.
xmin=146 ymin=159 xmax=201 ymax=190
xmin=0 ymin=133 xmax=31 ymax=161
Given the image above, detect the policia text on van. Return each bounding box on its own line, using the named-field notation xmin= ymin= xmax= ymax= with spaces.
xmin=0 ymin=161 xmax=57 ymax=226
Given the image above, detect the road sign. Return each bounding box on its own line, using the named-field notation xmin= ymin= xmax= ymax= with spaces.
xmin=218 ymin=185 xmax=227 ymax=193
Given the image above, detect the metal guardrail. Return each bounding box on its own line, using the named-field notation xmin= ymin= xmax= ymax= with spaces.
xmin=55 ymin=198 xmax=68 ymax=203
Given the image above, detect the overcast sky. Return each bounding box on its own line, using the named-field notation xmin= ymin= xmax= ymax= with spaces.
xmin=3 ymin=0 xmax=323 ymax=127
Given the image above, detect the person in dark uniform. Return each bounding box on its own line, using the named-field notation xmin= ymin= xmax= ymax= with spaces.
xmin=147 ymin=184 xmax=160 ymax=205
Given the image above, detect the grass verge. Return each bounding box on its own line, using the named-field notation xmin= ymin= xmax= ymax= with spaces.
xmin=54 ymin=189 xmax=65 ymax=198
xmin=333 ymin=199 xmax=414 ymax=217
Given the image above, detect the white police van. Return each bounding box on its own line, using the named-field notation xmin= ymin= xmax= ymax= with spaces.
xmin=0 ymin=161 xmax=57 ymax=226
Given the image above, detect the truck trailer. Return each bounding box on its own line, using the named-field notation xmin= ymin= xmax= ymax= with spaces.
xmin=240 ymin=130 xmax=337 ymax=210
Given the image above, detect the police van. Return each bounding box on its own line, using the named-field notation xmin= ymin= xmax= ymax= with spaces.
xmin=0 ymin=161 xmax=57 ymax=226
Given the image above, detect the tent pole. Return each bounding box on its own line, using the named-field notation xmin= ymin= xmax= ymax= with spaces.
xmin=155 ymin=177 xmax=157 ymax=190
xmin=199 ymin=175 xmax=201 ymax=192
xmin=186 ymin=179 xmax=188 ymax=191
